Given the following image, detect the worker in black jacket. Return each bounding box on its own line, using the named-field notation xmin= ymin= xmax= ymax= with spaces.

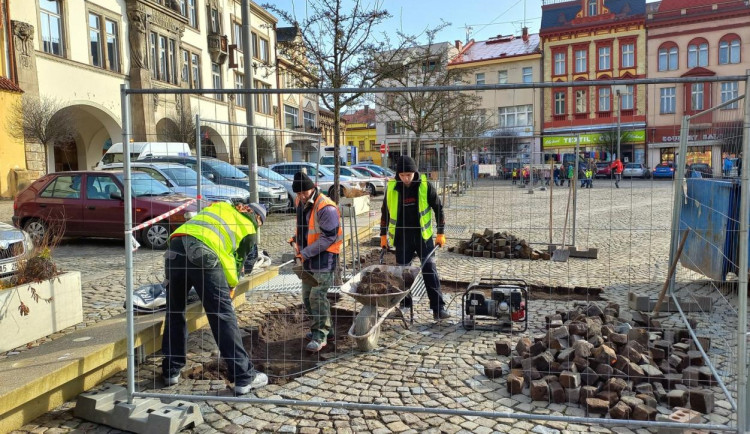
xmin=380 ymin=156 xmax=449 ymax=320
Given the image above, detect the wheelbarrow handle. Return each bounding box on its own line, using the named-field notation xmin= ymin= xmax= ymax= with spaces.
xmin=379 ymin=246 xmax=438 ymax=271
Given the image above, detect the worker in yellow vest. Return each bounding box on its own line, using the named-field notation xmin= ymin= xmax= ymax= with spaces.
xmin=162 ymin=201 xmax=268 ymax=395
xmin=380 ymin=156 xmax=449 ymax=320
xmin=291 ymin=171 xmax=343 ymax=352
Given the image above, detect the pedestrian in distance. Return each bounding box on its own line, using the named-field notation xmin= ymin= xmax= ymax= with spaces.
xmin=585 ymin=166 xmax=594 ymax=188
xmin=161 ymin=200 xmax=269 ymax=395
xmin=567 ymin=164 xmax=574 ymax=187
xmin=291 ymin=171 xmax=343 ymax=353
xmin=723 ymin=154 xmax=733 ymax=178
xmin=611 ymin=158 xmax=624 ymax=188
xmin=553 ymin=165 xmax=561 ymax=186
xmin=511 ymin=168 xmax=517 ymax=185
xmin=380 ymin=156 xmax=450 ymax=320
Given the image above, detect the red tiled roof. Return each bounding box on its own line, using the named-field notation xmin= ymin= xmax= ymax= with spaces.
xmin=341 ymin=107 xmax=376 ymax=124
xmin=449 ymin=34 xmax=540 ymax=65
xmin=0 ymin=77 xmax=23 ymax=93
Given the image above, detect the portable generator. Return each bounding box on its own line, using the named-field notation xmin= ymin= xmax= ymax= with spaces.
xmin=461 ymin=278 xmax=528 ymax=332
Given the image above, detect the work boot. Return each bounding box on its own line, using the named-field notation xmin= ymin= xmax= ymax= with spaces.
xmin=305 ymin=332 xmax=333 ymax=341
xmin=433 ymin=309 xmax=451 ymax=320
xmin=306 ymin=339 xmax=327 ymax=353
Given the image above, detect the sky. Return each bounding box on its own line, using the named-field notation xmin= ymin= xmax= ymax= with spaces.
xmin=269 ymin=0 xmax=545 ymax=44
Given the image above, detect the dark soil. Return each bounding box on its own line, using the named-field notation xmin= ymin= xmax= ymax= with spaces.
xmin=188 ymin=305 xmax=356 ymax=385
xmin=356 ymin=267 xmax=415 ymax=295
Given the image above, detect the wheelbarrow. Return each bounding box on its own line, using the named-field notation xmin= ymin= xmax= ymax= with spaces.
xmin=340 ymin=246 xmax=439 ymax=351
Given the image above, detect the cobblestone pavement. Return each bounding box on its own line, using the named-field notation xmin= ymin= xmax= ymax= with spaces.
xmin=5 ymin=179 xmax=742 ymax=433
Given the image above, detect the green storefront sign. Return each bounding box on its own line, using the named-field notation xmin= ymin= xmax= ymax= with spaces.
xmin=543 ymin=130 xmax=645 ymax=148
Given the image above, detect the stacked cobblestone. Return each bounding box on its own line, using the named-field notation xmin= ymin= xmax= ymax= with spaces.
xmin=449 ymin=228 xmax=551 ymax=260
xmin=486 ymin=302 xmax=716 ymax=421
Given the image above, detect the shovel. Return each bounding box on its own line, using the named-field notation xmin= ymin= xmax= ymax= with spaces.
xmin=552 ymin=181 xmax=572 ymax=262
xmin=288 ymin=240 xmax=319 ymax=286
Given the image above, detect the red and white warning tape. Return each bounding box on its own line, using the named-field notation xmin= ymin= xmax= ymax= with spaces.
xmin=128 ymin=198 xmax=197 ymax=233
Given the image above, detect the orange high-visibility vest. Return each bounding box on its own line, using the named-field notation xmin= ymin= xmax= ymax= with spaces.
xmin=297 ymin=193 xmax=343 ymax=254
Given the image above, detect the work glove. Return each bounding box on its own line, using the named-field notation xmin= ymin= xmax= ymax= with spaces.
xmin=436 ymin=234 xmax=446 ymax=248
xmin=380 ymin=235 xmax=388 ymax=248
xmin=229 ymin=287 xmax=236 ymax=299
xmin=295 ymin=253 xmax=303 ymax=264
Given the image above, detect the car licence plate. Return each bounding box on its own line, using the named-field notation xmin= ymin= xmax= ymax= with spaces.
xmin=0 ymin=261 xmax=19 ymax=274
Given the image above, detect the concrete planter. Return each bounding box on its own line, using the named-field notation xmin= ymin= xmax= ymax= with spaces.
xmin=0 ymin=271 xmax=82 ymax=352
xmin=340 ymin=196 xmax=370 ymax=216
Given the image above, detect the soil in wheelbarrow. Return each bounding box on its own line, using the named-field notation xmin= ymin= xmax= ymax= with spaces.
xmin=187 ymin=305 xmax=356 ymax=385
xmin=356 ymin=267 xmax=416 ymax=295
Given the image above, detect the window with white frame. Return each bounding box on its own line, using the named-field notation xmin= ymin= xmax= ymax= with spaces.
xmin=212 ymin=63 xmax=222 ymax=101
xmin=658 ymin=45 xmax=678 ymax=71
xmin=554 ymin=91 xmax=566 ymax=115
xmin=620 ymin=43 xmax=634 ymax=68
xmin=721 ymin=82 xmax=739 ymax=109
xmin=522 ymin=67 xmax=532 ymax=83
xmin=498 ymin=70 xmax=507 ymax=84
xmin=40 ymin=0 xmax=64 ymax=56
xmin=687 ymin=41 xmax=708 ymax=67
xmin=89 ymin=13 xmax=102 ymax=67
xmin=554 ymin=52 xmax=565 ymax=75
xmin=719 ymin=37 xmax=740 ymax=64
xmin=105 ymin=19 xmax=120 ymax=72
xmin=497 ymin=105 xmax=532 ymax=128
xmin=303 ymin=111 xmax=316 ymax=131
xmin=574 ymin=49 xmax=587 ymax=73
xmin=475 ymin=73 xmax=485 ymax=85
xmin=259 ymin=38 xmax=269 ymax=62
xmin=149 ymin=32 xmax=177 ymax=84
xmin=588 ymin=0 xmax=597 ymax=15
xmin=690 ymin=83 xmax=704 ymax=111
xmin=575 ymin=90 xmax=587 ymax=113
xmin=598 ymin=46 xmax=611 ymax=70
xmin=233 ymin=22 xmax=244 ymax=52
xmin=620 ymin=85 xmax=634 ymax=110
xmin=190 ymin=52 xmax=201 ymax=88
xmin=598 ymin=87 xmax=611 ymax=111
xmin=660 ymin=87 xmax=675 ymax=114
xmin=208 ymin=5 xmax=220 ymax=34
xmin=234 ymin=72 xmax=245 ymax=108
xmin=255 ymin=81 xmax=271 ymax=114
xmin=386 ymin=121 xmax=405 ymax=135
xmin=187 ymin=0 xmax=197 ymax=28
xmin=284 ymin=105 xmax=299 ymax=129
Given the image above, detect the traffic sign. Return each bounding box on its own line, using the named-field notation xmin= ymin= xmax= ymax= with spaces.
xmin=380 ymin=143 xmax=389 ymax=154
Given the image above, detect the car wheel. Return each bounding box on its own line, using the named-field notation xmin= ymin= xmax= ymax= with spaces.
xmin=141 ymin=223 xmax=170 ymax=250
xmin=287 ymin=194 xmax=295 ymax=212
xmin=24 ymin=218 xmax=47 ymax=245
xmin=366 ymin=183 xmax=376 ymax=196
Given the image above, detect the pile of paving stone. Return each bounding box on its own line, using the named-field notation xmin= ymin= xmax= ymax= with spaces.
xmin=482 ymin=302 xmax=717 ymax=421
xmin=448 ymin=229 xmax=550 ymax=260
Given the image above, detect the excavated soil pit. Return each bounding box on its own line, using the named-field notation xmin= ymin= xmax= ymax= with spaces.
xmin=191 ymin=305 xmax=355 ymax=385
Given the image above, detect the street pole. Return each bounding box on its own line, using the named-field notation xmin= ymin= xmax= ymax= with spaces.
xmin=572 ymin=134 xmax=579 ymax=247
xmin=736 ymin=71 xmax=750 ymax=432
xmin=241 ymin=0 xmax=259 ymax=204
xmin=616 ymin=89 xmax=621 ymax=161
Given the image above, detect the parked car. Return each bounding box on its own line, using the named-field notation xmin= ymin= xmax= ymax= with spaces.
xmin=102 ymin=162 xmax=250 ymax=205
xmin=595 ymin=162 xmax=613 ymax=179
xmin=622 ymin=163 xmax=651 ymax=179
xmin=236 ymin=165 xmax=295 ymax=210
xmin=687 ymin=163 xmax=713 ymax=178
xmin=138 ymin=156 xmax=287 ymax=212
xmin=652 ymin=162 xmax=676 ymax=179
xmin=0 ymin=223 xmax=34 ymax=279
xmin=12 ymin=171 xmax=198 ymax=249
xmin=353 ymin=164 xmax=395 ymax=178
xmin=324 ymin=165 xmax=385 ymax=195
xmin=268 ymin=162 xmax=363 ymax=196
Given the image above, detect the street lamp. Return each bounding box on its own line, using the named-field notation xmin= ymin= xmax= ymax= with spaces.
xmin=612 ymin=84 xmax=627 ymax=161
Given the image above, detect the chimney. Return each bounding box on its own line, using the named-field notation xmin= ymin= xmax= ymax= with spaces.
xmin=364 ymin=105 xmax=369 ymax=113
xmin=455 ymin=40 xmax=463 ymax=51
xmin=522 ymin=27 xmax=529 ymax=42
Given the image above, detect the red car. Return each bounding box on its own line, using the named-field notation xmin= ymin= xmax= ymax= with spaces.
xmin=13 ymin=170 xmax=198 ymax=249
xmin=595 ymin=162 xmax=613 ymax=179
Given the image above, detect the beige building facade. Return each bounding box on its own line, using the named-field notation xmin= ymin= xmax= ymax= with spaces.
xmin=8 ymin=0 xmax=280 ymax=178
xmin=448 ymin=29 xmax=542 ymax=165
xmin=646 ymin=0 xmax=750 ymax=172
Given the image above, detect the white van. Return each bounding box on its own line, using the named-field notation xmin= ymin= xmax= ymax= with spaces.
xmin=95 ymin=142 xmax=192 ymax=169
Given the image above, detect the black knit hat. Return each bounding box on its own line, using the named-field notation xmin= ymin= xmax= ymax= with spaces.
xmin=395 ymin=156 xmax=418 ymax=174
xmin=292 ymin=171 xmax=316 ymax=192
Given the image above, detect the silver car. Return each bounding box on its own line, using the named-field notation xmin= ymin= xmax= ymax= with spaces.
xmin=268 ymin=162 xmax=364 ymax=197
xmin=0 ymin=223 xmax=33 ymax=279
xmin=102 ymin=162 xmax=250 ymax=205
xmin=236 ymin=165 xmax=296 ymax=210
xmin=622 ymin=163 xmax=651 ymax=179
xmin=324 ymin=165 xmax=385 ymax=195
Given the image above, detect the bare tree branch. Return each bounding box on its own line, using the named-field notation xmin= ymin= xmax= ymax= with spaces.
xmin=8 ymin=95 xmax=76 ymax=147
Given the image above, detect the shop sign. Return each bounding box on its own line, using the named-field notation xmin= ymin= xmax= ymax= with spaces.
xmin=543 ymin=130 xmax=645 ymax=148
